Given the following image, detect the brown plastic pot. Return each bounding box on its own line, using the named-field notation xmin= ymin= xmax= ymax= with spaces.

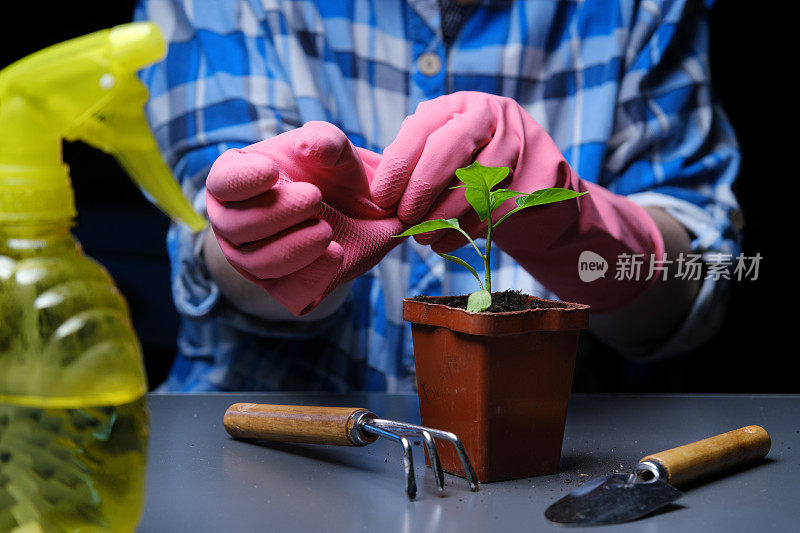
xmin=403 ymin=295 xmax=589 ymax=483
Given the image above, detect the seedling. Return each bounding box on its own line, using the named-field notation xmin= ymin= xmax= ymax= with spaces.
xmin=395 ymin=162 xmax=586 ymax=312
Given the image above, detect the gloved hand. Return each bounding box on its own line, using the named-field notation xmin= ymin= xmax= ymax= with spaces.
xmin=370 ymin=92 xmax=664 ymax=312
xmin=206 ymin=122 xmax=405 ymax=316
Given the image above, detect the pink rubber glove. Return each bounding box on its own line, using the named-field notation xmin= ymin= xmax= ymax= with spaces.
xmin=206 ymin=122 xmax=405 ymax=316
xmin=370 ymin=92 xmax=664 ymax=313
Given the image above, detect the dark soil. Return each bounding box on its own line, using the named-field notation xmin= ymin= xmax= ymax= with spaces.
xmin=411 ymin=290 xmax=568 ymax=313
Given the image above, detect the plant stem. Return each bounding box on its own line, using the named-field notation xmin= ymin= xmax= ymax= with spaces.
xmin=458 ymin=228 xmax=484 ymax=259
xmin=485 ymin=211 xmax=493 ymax=293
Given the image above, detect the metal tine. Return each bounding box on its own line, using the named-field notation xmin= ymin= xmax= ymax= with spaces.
xmin=361 ymin=423 xmax=417 ymax=500
xmin=370 ymin=419 xmax=479 ymax=492
xmin=419 ymin=429 xmax=445 ymax=491
xmin=430 ymin=429 xmax=480 ymax=492
xmin=367 ymin=422 xmax=445 ymax=491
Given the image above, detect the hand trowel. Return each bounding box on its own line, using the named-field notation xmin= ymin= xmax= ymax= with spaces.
xmin=545 ymin=425 xmax=770 ymax=526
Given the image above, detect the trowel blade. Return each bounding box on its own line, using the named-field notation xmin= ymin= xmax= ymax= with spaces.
xmin=544 ymin=473 xmax=683 ymax=526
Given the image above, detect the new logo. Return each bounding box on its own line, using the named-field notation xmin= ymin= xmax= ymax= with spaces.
xmin=578 ymin=251 xmax=607 ymax=282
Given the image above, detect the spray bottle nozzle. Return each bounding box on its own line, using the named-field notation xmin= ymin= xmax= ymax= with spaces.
xmin=0 ymin=22 xmax=206 ymax=231
xmin=109 ymin=22 xmax=165 ymax=71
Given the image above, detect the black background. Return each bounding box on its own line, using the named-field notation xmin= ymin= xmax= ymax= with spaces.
xmin=1 ymin=2 xmax=790 ymax=392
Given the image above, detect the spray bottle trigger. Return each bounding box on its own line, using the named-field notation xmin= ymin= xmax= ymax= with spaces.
xmin=66 ymin=23 xmax=207 ymax=231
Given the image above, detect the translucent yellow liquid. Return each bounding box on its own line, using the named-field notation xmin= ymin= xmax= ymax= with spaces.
xmin=1 ymin=225 xmax=151 ymax=531
xmin=0 ymin=396 xmax=149 ymax=533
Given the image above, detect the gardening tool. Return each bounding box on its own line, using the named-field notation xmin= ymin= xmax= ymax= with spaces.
xmin=545 ymin=425 xmax=770 ymax=526
xmin=223 ymin=403 xmax=479 ymax=500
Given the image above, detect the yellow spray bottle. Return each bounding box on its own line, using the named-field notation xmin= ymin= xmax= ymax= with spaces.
xmin=0 ymin=22 xmax=205 ymax=531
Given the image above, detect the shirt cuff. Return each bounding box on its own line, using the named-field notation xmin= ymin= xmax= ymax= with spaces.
xmin=596 ymin=274 xmax=729 ymax=362
xmin=169 ymin=186 xmax=220 ymax=317
xmin=598 ymin=192 xmax=735 ymax=361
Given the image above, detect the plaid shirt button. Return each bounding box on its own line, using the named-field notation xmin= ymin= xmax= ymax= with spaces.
xmin=417 ymin=53 xmax=442 ymax=76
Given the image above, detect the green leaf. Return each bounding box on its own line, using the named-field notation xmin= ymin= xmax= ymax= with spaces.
xmin=438 ymin=253 xmax=484 ymax=290
xmin=489 ymin=189 xmax=526 ymax=212
xmin=466 ymin=290 xmax=492 ymax=313
xmin=514 ymin=188 xmax=587 ymax=208
xmin=455 ymin=161 xmax=510 ymax=191
xmin=455 ymin=162 xmax=513 ymax=221
xmin=393 ymin=218 xmax=460 ymax=238
xmin=464 ymin=186 xmax=490 ymax=221
xmin=495 ymin=188 xmax=587 ymax=228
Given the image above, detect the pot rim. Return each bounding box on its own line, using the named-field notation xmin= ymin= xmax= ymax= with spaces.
xmin=402 ymin=294 xmax=590 ymax=336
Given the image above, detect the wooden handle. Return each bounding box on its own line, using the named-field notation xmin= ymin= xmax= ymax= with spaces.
xmin=640 ymin=425 xmax=770 ymax=486
xmin=223 ymin=403 xmax=378 ymax=446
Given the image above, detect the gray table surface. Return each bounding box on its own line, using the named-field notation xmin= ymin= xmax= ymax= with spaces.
xmin=137 ymin=393 xmax=799 ymax=532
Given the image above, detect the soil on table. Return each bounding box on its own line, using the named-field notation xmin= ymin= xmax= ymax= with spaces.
xmin=411 ymin=289 xmax=568 ymax=313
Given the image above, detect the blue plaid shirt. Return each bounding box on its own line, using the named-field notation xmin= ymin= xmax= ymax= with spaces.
xmin=135 ymin=0 xmax=740 ymax=392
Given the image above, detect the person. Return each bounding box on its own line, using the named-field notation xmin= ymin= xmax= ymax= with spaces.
xmin=134 ymin=0 xmax=740 ymax=392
